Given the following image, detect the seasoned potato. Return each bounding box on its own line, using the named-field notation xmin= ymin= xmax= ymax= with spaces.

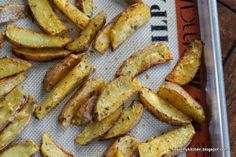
xmin=28 ymin=0 xmax=67 ymax=35
xmin=103 ymin=136 xmax=140 ymax=157
xmin=0 ymin=140 xmax=39 ymax=157
xmin=12 ymin=47 xmax=71 ymax=62
xmin=166 ymin=40 xmax=203 ymax=85
xmin=110 ymin=2 xmax=150 ymax=50
xmin=158 ymin=81 xmax=205 ymax=123
xmin=103 ymin=101 xmax=144 ymax=139
xmin=6 ymin=25 xmax=71 ymax=48
xmin=138 ymin=124 xmax=195 ymax=157
xmin=59 ymin=77 xmax=105 ymax=128
xmin=41 ymin=133 xmax=74 ymax=157
xmin=0 ymin=96 xmax=35 ymax=150
xmin=116 ymin=43 xmax=173 ymax=77
xmin=76 ymin=0 xmax=94 ymax=17
xmin=0 ymin=73 xmax=26 ymax=98
xmin=0 ymin=88 xmax=27 ymax=130
xmin=0 ymin=32 xmax=4 ymax=48
xmin=139 ymin=88 xmax=191 ymax=125
xmin=35 ymin=58 xmax=93 ymax=119
xmin=127 ymin=0 xmax=143 ymax=5
xmin=95 ymin=76 xmax=142 ymax=121
xmin=75 ymin=107 xmax=122 ymax=145
xmin=66 ymin=11 xmax=106 ymax=52
xmin=0 ymin=57 xmax=32 ymax=79
xmin=53 ymin=0 xmax=89 ymax=29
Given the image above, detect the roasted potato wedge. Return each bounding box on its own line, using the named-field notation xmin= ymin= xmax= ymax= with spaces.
xmin=166 ymin=40 xmax=203 ymax=85
xmin=110 ymin=2 xmax=150 ymax=50
xmin=28 ymin=0 xmax=67 ymax=35
xmin=116 ymin=43 xmax=173 ymax=77
xmin=0 ymin=4 xmax=27 ymax=24
xmin=158 ymin=81 xmax=205 ymax=123
xmin=0 ymin=88 xmax=27 ymax=130
xmin=95 ymin=76 xmax=142 ymax=121
xmin=127 ymin=0 xmax=143 ymax=5
xmin=6 ymin=25 xmax=71 ymax=48
xmin=0 ymin=73 xmax=26 ymax=98
xmin=0 ymin=96 xmax=35 ymax=150
xmin=104 ymin=136 xmax=140 ymax=157
xmin=77 ymin=0 xmax=94 ymax=17
xmin=0 ymin=32 xmax=4 ymax=48
xmin=138 ymin=124 xmax=195 ymax=157
xmin=66 ymin=11 xmax=106 ymax=52
xmin=0 ymin=57 xmax=32 ymax=80
xmin=35 ymin=58 xmax=93 ymax=119
xmin=139 ymin=88 xmax=191 ymax=125
xmin=75 ymin=107 xmax=122 ymax=145
xmin=59 ymin=77 xmax=105 ymax=128
xmin=12 ymin=47 xmax=71 ymax=62
xmin=103 ymin=101 xmax=144 ymax=139
xmin=53 ymin=0 xmax=89 ymax=29
xmin=41 ymin=133 xmax=74 ymax=157
xmin=0 ymin=140 xmax=39 ymax=157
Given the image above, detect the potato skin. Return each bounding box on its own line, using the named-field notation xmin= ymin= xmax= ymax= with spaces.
xmin=0 ymin=32 xmax=4 ymax=48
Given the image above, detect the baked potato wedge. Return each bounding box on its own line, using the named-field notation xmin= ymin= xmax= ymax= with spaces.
xmin=66 ymin=11 xmax=106 ymax=52
xmin=28 ymin=0 xmax=68 ymax=35
xmin=53 ymin=0 xmax=89 ymax=29
xmin=138 ymin=124 xmax=195 ymax=157
xmin=127 ymin=0 xmax=143 ymax=5
xmin=41 ymin=133 xmax=74 ymax=157
xmin=6 ymin=25 xmax=71 ymax=48
xmin=0 ymin=72 xmax=26 ymax=98
xmin=59 ymin=77 xmax=105 ymax=128
xmin=166 ymin=40 xmax=203 ymax=85
xmin=0 ymin=140 xmax=39 ymax=157
xmin=76 ymin=0 xmax=94 ymax=17
xmin=103 ymin=101 xmax=144 ymax=140
xmin=12 ymin=47 xmax=71 ymax=62
xmin=0 ymin=96 xmax=35 ymax=150
xmin=0 ymin=32 xmax=4 ymax=48
xmin=116 ymin=43 xmax=173 ymax=77
xmin=95 ymin=76 xmax=142 ymax=121
xmin=75 ymin=107 xmax=122 ymax=145
xmin=110 ymin=2 xmax=150 ymax=50
xmin=0 ymin=88 xmax=27 ymax=130
xmin=103 ymin=136 xmax=140 ymax=157
xmin=0 ymin=57 xmax=32 ymax=80
xmin=139 ymin=88 xmax=191 ymax=125
xmin=35 ymin=58 xmax=93 ymax=119
xmin=158 ymin=81 xmax=205 ymax=123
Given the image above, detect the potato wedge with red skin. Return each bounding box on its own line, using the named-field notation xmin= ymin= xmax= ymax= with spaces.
xmin=76 ymin=0 xmax=94 ymax=17
xmin=166 ymin=40 xmax=203 ymax=85
xmin=116 ymin=43 xmax=173 ymax=77
xmin=138 ymin=124 xmax=195 ymax=157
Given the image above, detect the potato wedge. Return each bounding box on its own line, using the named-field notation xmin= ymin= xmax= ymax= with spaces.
xmin=138 ymin=124 xmax=195 ymax=157
xmin=0 ymin=73 xmax=26 ymax=98
xmin=166 ymin=40 xmax=203 ymax=85
xmin=6 ymin=25 xmax=71 ymax=48
xmin=158 ymin=81 xmax=205 ymax=123
xmin=53 ymin=0 xmax=89 ymax=29
xmin=28 ymin=0 xmax=67 ymax=35
xmin=41 ymin=133 xmax=74 ymax=157
xmin=0 ymin=57 xmax=32 ymax=80
xmin=0 ymin=88 xmax=27 ymax=130
xmin=0 ymin=96 xmax=35 ymax=150
xmin=66 ymin=11 xmax=106 ymax=52
xmin=59 ymin=77 xmax=105 ymax=128
xmin=0 ymin=140 xmax=39 ymax=157
xmin=35 ymin=58 xmax=93 ymax=119
xmin=0 ymin=32 xmax=4 ymax=48
xmin=75 ymin=107 xmax=122 ymax=145
xmin=116 ymin=43 xmax=173 ymax=77
xmin=0 ymin=4 xmax=27 ymax=24
xmin=127 ymin=0 xmax=143 ymax=5
xmin=95 ymin=76 xmax=142 ymax=121
xmin=103 ymin=101 xmax=144 ymax=139
xmin=76 ymin=0 xmax=94 ymax=17
xmin=110 ymin=2 xmax=150 ymax=50
xmin=139 ymin=88 xmax=191 ymax=125
xmin=104 ymin=136 xmax=140 ymax=157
